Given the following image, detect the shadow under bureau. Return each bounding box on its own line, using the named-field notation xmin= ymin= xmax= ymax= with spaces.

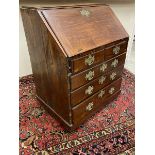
xmin=21 ymin=3 xmax=129 ymax=131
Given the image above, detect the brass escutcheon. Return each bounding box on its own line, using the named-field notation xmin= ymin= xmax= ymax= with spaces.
xmin=113 ymin=46 xmax=120 ymax=55
xmin=99 ymin=76 xmax=106 ymax=84
xmin=109 ymin=87 xmax=115 ymax=94
xmin=86 ymin=102 xmax=93 ymax=111
xmin=85 ymin=86 xmax=94 ymax=95
xmin=80 ymin=9 xmax=90 ymax=17
xmin=110 ymin=72 xmax=117 ymax=80
xmin=98 ymin=90 xmax=105 ymax=98
xmin=111 ymin=59 xmax=118 ymax=68
xmin=100 ymin=63 xmax=107 ymax=72
xmin=85 ymin=70 xmax=94 ymax=81
xmin=85 ymin=54 xmax=95 ymax=66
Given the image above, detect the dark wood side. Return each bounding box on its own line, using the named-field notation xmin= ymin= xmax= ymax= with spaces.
xmin=20 ymin=8 xmax=72 ymax=126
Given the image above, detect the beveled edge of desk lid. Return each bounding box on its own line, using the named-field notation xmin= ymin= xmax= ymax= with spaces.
xmin=21 ymin=3 xmax=129 ymax=58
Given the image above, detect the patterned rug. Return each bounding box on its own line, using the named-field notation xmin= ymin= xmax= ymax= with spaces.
xmin=19 ymin=69 xmax=135 ymax=155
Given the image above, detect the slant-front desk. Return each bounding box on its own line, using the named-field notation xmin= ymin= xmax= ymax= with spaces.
xmin=21 ymin=3 xmax=129 ymax=131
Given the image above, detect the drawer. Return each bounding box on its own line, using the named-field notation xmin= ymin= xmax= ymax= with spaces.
xmin=70 ymin=53 xmax=126 ymax=90
xmin=71 ymin=65 xmax=123 ymax=106
xmin=70 ymin=41 xmax=128 ymax=73
xmin=72 ymin=78 xmax=122 ymax=126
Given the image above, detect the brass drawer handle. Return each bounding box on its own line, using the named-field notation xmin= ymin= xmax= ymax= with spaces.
xmin=109 ymin=87 xmax=115 ymax=94
xmin=100 ymin=63 xmax=107 ymax=72
xmin=110 ymin=72 xmax=117 ymax=80
xmin=98 ymin=90 xmax=105 ymax=98
xmin=113 ymin=46 xmax=120 ymax=55
xmin=85 ymin=54 xmax=95 ymax=66
xmin=111 ymin=59 xmax=118 ymax=68
xmin=86 ymin=102 xmax=94 ymax=111
xmin=85 ymin=86 xmax=94 ymax=95
xmin=85 ymin=70 xmax=94 ymax=81
xmin=99 ymin=76 xmax=106 ymax=84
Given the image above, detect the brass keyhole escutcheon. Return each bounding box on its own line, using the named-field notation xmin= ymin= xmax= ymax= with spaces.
xmin=111 ymin=59 xmax=118 ymax=68
xmin=80 ymin=9 xmax=90 ymax=17
xmin=98 ymin=90 xmax=105 ymax=98
xmin=85 ymin=86 xmax=94 ymax=95
xmin=100 ymin=63 xmax=107 ymax=72
xmin=113 ymin=46 xmax=120 ymax=55
xmin=85 ymin=70 xmax=94 ymax=81
xmin=85 ymin=54 xmax=95 ymax=66
xmin=99 ymin=76 xmax=106 ymax=84
xmin=109 ymin=87 xmax=115 ymax=94
xmin=86 ymin=102 xmax=93 ymax=111
xmin=110 ymin=72 xmax=117 ymax=80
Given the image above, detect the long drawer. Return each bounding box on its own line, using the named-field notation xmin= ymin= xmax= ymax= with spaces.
xmin=71 ymin=65 xmax=123 ymax=106
xmin=72 ymin=78 xmax=122 ymax=126
xmin=70 ymin=41 xmax=128 ymax=73
xmin=70 ymin=53 xmax=126 ymax=90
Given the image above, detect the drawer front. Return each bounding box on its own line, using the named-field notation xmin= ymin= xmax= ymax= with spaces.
xmin=71 ymin=41 xmax=127 ymax=73
xmin=71 ymin=65 xmax=123 ymax=106
xmin=72 ymin=78 xmax=122 ymax=126
xmin=71 ymin=53 xmax=126 ymax=90
xmin=104 ymin=42 xmax=128 ymax=60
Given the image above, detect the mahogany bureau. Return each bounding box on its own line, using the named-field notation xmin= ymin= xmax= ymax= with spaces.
xmin=21 ymin=3 xmax=129 ymax=131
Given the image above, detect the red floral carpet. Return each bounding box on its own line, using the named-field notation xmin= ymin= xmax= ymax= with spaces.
xmin=19 ymin=69 xmax=135 ymax=155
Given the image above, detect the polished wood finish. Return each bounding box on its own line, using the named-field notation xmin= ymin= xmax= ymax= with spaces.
xmin=41 ymin=5 xmax=128 ymax=57
xmin=71 ymin=41 xmax=128 ymax=73
xmin=70 ymin=53 xmax=126 ymax=90
xmin=21 ymin=8 xmax=72 ymax=126
xmin=71 ymin=65 xmax=124 ymax=106
xmin=21 ymin=4 xmax=129 ymax=131
xmin=72 ymin=78 xmax=122 ymax=126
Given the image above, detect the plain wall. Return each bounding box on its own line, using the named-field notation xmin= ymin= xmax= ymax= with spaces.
xmin=19 ymin=0 xmax=135 ymax=77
